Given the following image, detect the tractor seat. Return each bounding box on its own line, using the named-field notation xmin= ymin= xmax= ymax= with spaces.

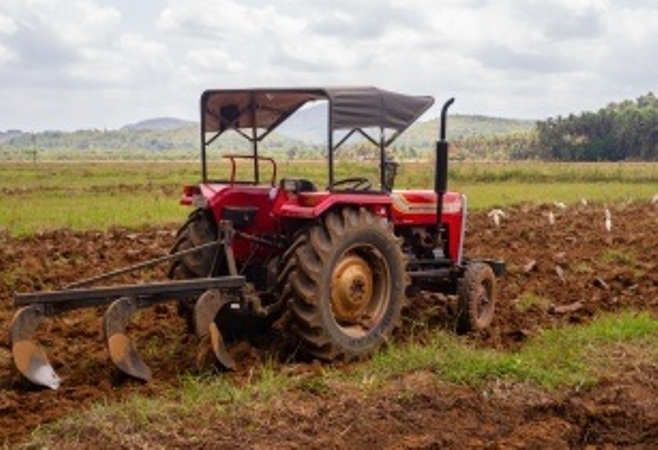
xmin=280 ymin=178 xmax=317 ymax=194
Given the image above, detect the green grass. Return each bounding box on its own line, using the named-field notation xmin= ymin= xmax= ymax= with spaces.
xmin=0 ymin=161 xmax=199 ymax=190
xmin=601 ymin=249 xmax=637 ymax=265
xmin=515 ymin=292 xmax=552 ymax=312
xmin=22 ymin=311 xmax=658 ymax=447
xmin=445 ymin=161 xmax=658 ymax=184
xmin=0 ymin=190 xmax=182 ymax=235
xmin=452 ymin=181 xmax=657 ymax=209
xmin=359 ymin=310 xmax=658 ymax=389
xmin=0 ymin=160 xmax=656 ymax=235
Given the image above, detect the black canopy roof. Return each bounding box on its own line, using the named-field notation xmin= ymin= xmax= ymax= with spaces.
xmin=201 ymin=87 xmax=434 ymax=138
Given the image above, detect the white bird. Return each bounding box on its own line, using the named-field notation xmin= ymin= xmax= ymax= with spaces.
xmin=652 ymin=193 xmax=658 ymax=204
xmin=554 ymin=201 xmax=567 ymax=210
xmin=548 ymin=211 xmax=555 ymax=225
xmin=604 ymin=208 xmax=612 ymax=232
xmin=555 ymin=265 xmax=565 ymax=282
xmin=488 ymin=209 xmax=505 ymax=227
xmin=580 ymin=198 xmax=588 ymax=206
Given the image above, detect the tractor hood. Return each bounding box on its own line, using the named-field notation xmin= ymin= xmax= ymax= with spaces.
xmin=201 ymin=87 xmax=434 ymax=138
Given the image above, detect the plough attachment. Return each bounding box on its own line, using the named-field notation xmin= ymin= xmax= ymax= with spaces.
xmin=194 ymin=290 xmax=237 ymax=370
xmin=10 ymin=305 xmax=60 ymax=389
xmin=9 ymin=277 xmax=245 ymax=389
xmin=103 ymin=297 xmax=152 ymax=383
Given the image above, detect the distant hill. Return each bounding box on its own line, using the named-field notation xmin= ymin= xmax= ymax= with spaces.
xmin=0 ymin=113 xmax=535 ymax=160
xmin=271 ymin=104 xmax=533 ymax=145
xmin=277 ymin=104 xmax=329 ymax=143
xmin=121 ymin=117 xmax=195 ymax=131
xmin=394 ymin=115 xmax=534 ymax=151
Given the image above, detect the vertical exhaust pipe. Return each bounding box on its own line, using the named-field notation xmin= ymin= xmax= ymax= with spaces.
xmin=435 ymin=98 xmax=455 ymax=254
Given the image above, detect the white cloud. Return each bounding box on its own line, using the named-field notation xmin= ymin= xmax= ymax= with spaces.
xmin=1 ymin=0 xmax=120 ymax=46
xmin=0 ymin=0 xmax=657 ymax=130
xmin=185 ymin=48 xmax=245 ymax=73
xmin=158 ymin=0 xmax=306 ymax=40
xmin=72 ymin=34 xmax=172 ymax=86
xmin=0 ymin=12 xmax=17 ymax=34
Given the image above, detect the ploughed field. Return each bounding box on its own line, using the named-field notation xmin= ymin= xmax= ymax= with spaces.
xmin=1 ymin=201 xmax=657 ymax=447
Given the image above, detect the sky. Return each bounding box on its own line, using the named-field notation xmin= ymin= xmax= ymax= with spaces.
xmin=0 ymin=0 xmax=657 ymax=131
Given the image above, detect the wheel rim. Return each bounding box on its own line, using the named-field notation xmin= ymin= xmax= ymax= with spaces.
xmin=330 ymin=246 xmax=390 ymax=336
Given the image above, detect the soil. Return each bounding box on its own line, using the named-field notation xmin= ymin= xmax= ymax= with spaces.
xmin=1 ymin=201 xmax=657 ymax=447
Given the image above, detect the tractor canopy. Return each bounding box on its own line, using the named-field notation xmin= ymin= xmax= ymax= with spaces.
xmin=200 ymin=87 xmax=435 ymax=188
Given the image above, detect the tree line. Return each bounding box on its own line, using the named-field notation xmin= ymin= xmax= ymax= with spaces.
xmin=450 ymin=92 xmax=658 ymax=161
xmin=534 ymin=92 xmax=658 ymax=161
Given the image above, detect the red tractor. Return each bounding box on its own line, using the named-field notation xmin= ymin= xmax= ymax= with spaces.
xmin=169 ymin=87 xmax=504 ymax=364
xmin=9 ymin=86 xmax=503 ymax=389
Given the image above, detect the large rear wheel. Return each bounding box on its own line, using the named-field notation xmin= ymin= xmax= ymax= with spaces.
xmin=290 ymin=207 xmax=407 ymax=361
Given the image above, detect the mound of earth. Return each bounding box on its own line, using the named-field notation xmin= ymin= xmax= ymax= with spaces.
xmin=1 ymin=201 xmax=657 ymax=446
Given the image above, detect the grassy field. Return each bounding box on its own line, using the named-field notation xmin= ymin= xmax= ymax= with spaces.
xmin=1 ymin=160 xmax=656 ymax=234
xmin=23 ymin=312 xmax=658 ymax=447
xmin=2 ymin=159 xmax=657 ymax=447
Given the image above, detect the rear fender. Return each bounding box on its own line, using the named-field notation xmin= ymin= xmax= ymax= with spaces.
xmin=390 ymin=191 xmax=466 ymax=264
xmin=180 ymin=183 xmax=279 ymax=265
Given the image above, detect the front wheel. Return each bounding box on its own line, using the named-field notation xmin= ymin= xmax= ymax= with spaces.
xmin=289 ymin=207 xmax=408 ymax=361
xmin=457 ymin=262 xmax=496 ymax=333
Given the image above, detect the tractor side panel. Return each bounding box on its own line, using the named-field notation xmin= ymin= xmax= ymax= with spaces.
xmin=205 ymin=184 xmax=278 ymax=263
xmin=274 ymin=192 xmax=392 ymax=220
xmin=390 ymin=191 xmax=466 ymax=263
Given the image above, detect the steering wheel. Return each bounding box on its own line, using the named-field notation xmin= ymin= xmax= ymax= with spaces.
xmin=331 ymin=177 xmax=372 ymax=191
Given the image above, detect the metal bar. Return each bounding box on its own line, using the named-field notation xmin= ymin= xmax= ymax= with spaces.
xmin=204 ymin=130 xmax=222 ymax=147
xmin=201 ymin=96 xmax=208 ymax=182
xmin=379 ymin=125 xmax=385 ymax=192
xmin=333 ymin=128 xmax=378 ymax=154
xmin=384 ymin=130 xmax=401 ymax=148
xmin=222 ymin=154 xmax=277 ymax=187
xmin=328 ymin=98 xmax=334 ymax=189
xmin=233 ymin=127 xmax=251 ymax=141
xmin=65 ymin=240 xmax=221 ymax=289
xmin=409 ymin=257 xmax=454 ymax=266
xmin=251 ymin=92 xmax=259 ymax=184
xmin=333 ymin=128 xmax=357 ymax=151
xmin=256 ymin=102 xmax=306 ymax=142
xmin=407 ymin=269 xmax=452 ymax=278
xmin=235 ymin=230 xmax=284 ymax=249
xmin=15 ymin=276 xmax=245 ymax=307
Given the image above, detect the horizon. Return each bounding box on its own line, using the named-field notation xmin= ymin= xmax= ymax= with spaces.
xmin=0 ymin=110 xmax=538 ymax=134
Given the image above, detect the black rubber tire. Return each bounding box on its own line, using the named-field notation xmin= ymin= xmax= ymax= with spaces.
xmin=168 ymin=209 xmax=220 ymax=330
xmin=457 ymin=262 xmax=496 ymax=333
xmin=168 ymin=209 xmax=219 ymax=280
xmin=289 ymin=207 xmax=408 ymax=361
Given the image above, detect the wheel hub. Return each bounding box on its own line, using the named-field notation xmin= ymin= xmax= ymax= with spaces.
xmin=476 ymin=283 xmax=490 ymax=317
xmin=331 ymin=254 xmax=373 ymax=322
